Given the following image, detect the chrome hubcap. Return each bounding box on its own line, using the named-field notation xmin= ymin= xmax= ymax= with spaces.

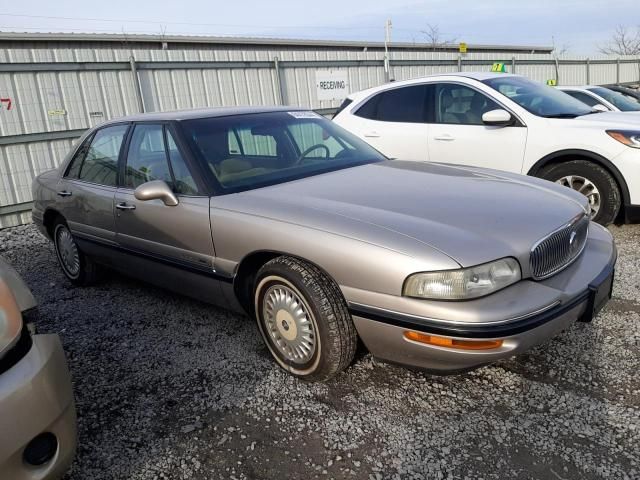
xmin=56 ymin=227 xmax=80 ymax=276
xmin=556 ymin=175 xmax=601 ymax=218
xmin=262 ymin=285 xmax=316 ymax=364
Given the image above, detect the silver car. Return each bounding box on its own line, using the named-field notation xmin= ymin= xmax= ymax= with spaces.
xmin=32 ymin=107 xmax=616 ymax=381
xmin=0 ymin=258 xmax=77 ymax=479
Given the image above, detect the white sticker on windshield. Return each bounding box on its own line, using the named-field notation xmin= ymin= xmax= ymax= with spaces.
xmin=287 ymin=111 xmax=321 ymax=119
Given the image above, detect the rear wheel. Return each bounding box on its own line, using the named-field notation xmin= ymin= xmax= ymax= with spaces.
xmin=254 ymin=256 xmax=357 ymax=382
xmin=540 ymin=160 xmax=621 ymax=226
xmin=53 ymin=218 xmax=99 ymax=285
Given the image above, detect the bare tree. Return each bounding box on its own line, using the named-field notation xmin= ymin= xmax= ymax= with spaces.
xmin=552 ymin=42 xmax=571 ymax=57
xmin=421 ymin=24 xmax=457 ymax=51
xmin=599 ymin=25 xmax=640 ymax=56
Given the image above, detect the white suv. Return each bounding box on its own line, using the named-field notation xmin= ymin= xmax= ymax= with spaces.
xmin=334 ymin=73 xmax=640 ymax=225
xmin=559 ymin=85 xmax=640 ymax=113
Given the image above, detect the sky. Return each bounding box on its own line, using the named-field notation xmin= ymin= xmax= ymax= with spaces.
xmin=0 ymin=0 xmax=635 ymax=54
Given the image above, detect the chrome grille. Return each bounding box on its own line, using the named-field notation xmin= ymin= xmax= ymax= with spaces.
xmin=530 ymin=214 xmax=589 ymax=280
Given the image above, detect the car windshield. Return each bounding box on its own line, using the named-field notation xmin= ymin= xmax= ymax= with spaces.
xmin=587 ymin=87 xmax=640 ymax=111
xmin=181 ymin=111 xmax=386 ymax=193
xmin=483 ymin=76 xmax=594 ymax=118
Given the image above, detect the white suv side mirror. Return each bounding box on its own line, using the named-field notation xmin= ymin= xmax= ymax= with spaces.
xmin=482 ymin=109 xmax=514 ymax=127
xmin=592 ymin=104 xmax=609 ymax=112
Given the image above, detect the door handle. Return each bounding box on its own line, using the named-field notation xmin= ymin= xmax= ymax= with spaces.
xmin=434 ymin=134 xmax=455 ymax=141
xmin=115 ymin=202 xmax=136 ymax=211
xmin=364 ymin=131 xmax=380 ymax=138
xmin=57 ymin=190 xmax=72 ymax=197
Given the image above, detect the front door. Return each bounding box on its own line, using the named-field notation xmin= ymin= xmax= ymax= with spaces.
xmin=427 ymin=82 xmax=528 ymax=173
xmin=113 ymin=123 xmax=220 ymax=302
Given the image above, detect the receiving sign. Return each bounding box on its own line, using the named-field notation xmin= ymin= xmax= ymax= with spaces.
xmin=315 ymin=70 xmax=349 ymax=101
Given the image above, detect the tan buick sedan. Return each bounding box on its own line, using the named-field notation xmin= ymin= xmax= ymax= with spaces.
xmin=0 ymin=258 xmax=76 ymax=479
xmin=32 ymin=107 xmax=615 ymax=381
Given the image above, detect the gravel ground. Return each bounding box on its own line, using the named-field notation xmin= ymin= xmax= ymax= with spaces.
xmin=1 ymin=223 xmax=639 ymax=480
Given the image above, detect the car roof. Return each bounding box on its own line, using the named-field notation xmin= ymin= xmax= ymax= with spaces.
xmin=346 ymin=72 xmax=519 ymax=99
xmin=558 ymin=85 xmax=601 ymax=90
xmin=101 ymin=105 xmax=306 ymax=124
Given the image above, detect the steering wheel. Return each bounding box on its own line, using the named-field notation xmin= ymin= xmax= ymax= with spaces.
xmin=296 ymin=144 xmax=330 ymax=165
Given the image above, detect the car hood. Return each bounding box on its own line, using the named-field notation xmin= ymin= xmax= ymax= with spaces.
xmin=572 ymin=111 xmax=640 ymax=127
xmin=229 ymin=161 xmax=587 ymax=268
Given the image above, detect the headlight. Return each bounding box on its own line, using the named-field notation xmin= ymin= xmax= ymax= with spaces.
xmin=0 ymin=281 xmax=23 ymax=357
xmin=403 ymin=258 xmax=521 ymax=300
xmin=607 ymin=130 xmax=640 ymax=148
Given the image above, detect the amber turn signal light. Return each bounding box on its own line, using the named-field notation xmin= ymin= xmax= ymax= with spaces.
xmin=403 ymin=331 xmax=503 ymax=350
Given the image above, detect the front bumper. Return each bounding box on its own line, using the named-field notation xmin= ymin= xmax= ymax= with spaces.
xmin=0 ymin=333 xmax=77 ymax=480
xmin=349 ymin=223 xmax=617 ymax=373
xmin=624 ymin=204 xmax=640 ymax=223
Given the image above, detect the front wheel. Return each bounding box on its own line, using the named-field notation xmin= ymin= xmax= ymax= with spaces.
xmin=540 ymin=160 xmax=621 ymax=226
xmin=254 ymin=256 xmax=357 ymax=382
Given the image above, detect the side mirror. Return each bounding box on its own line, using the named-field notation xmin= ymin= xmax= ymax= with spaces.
xmin=592 ymin=104 xmax=609 ymax=112
xmin=134 ymin=180 xmax=179 ymax=206
xmin=482 ymin=109 xmax=514 ymax=127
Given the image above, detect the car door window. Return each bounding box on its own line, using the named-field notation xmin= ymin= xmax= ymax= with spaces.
xmin=564 ymin=91 xmax=601 ymax=108
xmin=435 ymin=84 xmax=500 ymax=125
xmin=124 ymin=124 xmax=198 ymax=195
xmin=65 ymin=135 xmax=94 ymax=179
xmin=355 ymin=85 xmax=430 ymax=123
xmin=76 ymin=125 xmax=128 ymax=186
xmin=125 ymin=124 xmax=172 ymax=189
xmin=166 ymin=130 xmax=198 ymax=195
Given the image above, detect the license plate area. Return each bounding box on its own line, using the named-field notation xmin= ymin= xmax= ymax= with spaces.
xmin=579 ymin=268 xmax=614 ymax=323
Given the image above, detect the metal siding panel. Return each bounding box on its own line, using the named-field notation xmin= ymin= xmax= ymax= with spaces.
xmin=14 ymin=73 xmax=46 ymax=134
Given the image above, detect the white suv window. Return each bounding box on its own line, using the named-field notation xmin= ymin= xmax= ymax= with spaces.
xmin=355 ymin=85 xmax=430 ymax=123
xmin=434 ymin=84 xmax=500 ymax=125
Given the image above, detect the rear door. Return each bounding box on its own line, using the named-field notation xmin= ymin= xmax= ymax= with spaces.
xmin=114 ymin=123 xmax=216 ymax=275
xmin=338 ymin=84 xmax=431 ymax=161
xmin=427 ymin=82 xmax=528 ymax=173
xmin=55 ymin=123 xmax=129 ymax=244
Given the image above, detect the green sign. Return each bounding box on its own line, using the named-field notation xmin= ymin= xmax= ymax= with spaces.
xmin=546 ymin=79 xmax=557 ymax=86
xmin=491 ymin=63 xmax=507 ymax=73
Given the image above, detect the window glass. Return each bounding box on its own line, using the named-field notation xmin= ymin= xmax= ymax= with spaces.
xmin=236 ymin=127 xmax=278 ymax=156
xmin=77 ymin=125 xmax=128 ymax=186
xmin=288 ymin=123 xmax=344 ymax=157
xmin=166 ymin=130 xmax=198 ymax=195
xmin=355 ymin=85 xmax=428 ymax=123
xmin=587 ymin=87 xmax=640 ymax=112
xmin=564 ymin=90 xmax=601 ymax=108
xmin=124 ymin=124 xmax=173 ymax=189
xmin=435 ymin=84 xmax=501 ymax=125
xmin=484 ymin=76 xmax=593 ymax=118
xmin=65 ymin=135 xmax=93 ymax=179
xmin=183 ymin=112 xmax=385 ymax=192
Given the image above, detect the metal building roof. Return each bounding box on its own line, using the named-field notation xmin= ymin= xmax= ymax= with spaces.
xmin=0 ymin=31 xmax=554 ymax=53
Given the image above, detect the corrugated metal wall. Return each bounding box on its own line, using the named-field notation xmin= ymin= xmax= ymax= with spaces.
xmin=1 ymin=39 xmax=639 ymax=228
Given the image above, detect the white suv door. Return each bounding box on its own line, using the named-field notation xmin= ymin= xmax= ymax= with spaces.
xmin=427 ymin=82 xmax=528 ymax=173
xmin=336 ymin=84 xmax=430 ymax=161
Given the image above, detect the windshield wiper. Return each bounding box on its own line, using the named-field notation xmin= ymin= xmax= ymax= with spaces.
xmin=541 ymin=113 xmax=580 ymax=118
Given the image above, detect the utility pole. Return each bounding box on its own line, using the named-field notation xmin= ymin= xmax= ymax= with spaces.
xmin=384 ymin=19 xmax=392 ymax=82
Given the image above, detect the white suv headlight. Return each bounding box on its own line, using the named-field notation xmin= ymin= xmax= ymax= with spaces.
xmin=0 ymin=281 xmax=23 ymax=357
xmin=607 ymin=130 xmax=640 ymax=148
xmin=403 ymin=258 xmax=521 ymax=300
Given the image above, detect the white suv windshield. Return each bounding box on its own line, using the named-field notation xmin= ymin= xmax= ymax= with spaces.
xmin=483 ymin=76 xmax=594 ymax=118
xmin=588 ymin=87 xmax=640 ymax=112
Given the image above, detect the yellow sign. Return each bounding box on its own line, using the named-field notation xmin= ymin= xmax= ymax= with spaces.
xmin=459 ymin=42 xmax=467 ymax=54
xmin=546 ymin=79 xmax=557 ymax=86
xmin=491 ymin=63 xmax=507 ymax=73
xmin=47 ymin=109 xmax=66 ymax=116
